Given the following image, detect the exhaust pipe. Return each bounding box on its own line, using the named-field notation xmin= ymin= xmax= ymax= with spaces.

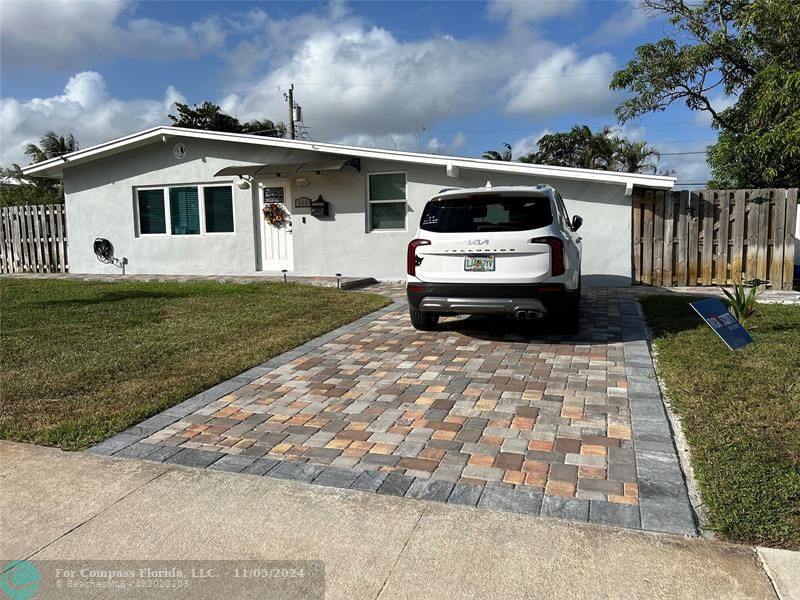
xmin=515 ymin=310 xmax=543 ymax=320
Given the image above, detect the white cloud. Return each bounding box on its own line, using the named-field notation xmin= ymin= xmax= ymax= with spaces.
xmin=221 ymin=11 xmax=557 ymax=143
xmin=0 ymin=0 xmax=225 ymax=69
xmin=610 ymin=123 xmax=648 ymax=142
xmin=658 ymin=140 xmax=713 ymax=187
xmin=512 ymin=129 xmax=551 ymax=159
xmin=0 ymin=3 xmax=630 ymax=166
xmin=218 ymin=8 xmax=619 ymax=144
xmin=426 ymin=138 xmax=443 ymax=154
xmin=448 ymin=132 xmax=467 ymax=153
xmin=0 ymin=72 xmax=183 ymax=166
xmin=694 ymin=93 xmax=738 ymax=125
xmin=503 ymin=47 xmax=618 ymax=117
xmin=588 ymin=0 xmax=650 ymax=44
xmin=487 ymin=0 xmax=581 ymax=24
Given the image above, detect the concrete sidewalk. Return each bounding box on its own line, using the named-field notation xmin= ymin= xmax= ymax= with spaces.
xmin=0 ymin=441 xmax=780 ymax=599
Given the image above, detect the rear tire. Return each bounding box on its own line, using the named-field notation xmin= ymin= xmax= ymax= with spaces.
xmin=410 ymin=309 xmax=439 ymax=331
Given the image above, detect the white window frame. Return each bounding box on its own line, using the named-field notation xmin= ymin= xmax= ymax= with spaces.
xmin=136 ymin=186 xmax=169 ymax=237
xmin=202 ymin=184 xmax=237 ymax=236
xmin=134 ymin=182 xmax=236 ymax=237
xmin=367 ymin=171 xmax=407 ymax=232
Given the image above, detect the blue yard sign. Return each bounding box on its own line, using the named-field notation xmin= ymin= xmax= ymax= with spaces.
xmin=690 ymin=298 xmax=753 ymax=350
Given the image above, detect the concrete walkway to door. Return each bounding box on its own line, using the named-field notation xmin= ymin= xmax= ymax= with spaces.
xmin=1 ymin=441 xmax=781 ymax=600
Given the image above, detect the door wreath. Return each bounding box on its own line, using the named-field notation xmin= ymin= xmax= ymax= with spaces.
xmin=263 ymin=203 xmax=287 ymax=227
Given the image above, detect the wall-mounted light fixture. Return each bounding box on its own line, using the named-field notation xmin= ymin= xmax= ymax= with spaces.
xmin=295 ymin=177 xmax=309 ymax=187
xmin=236 ymin=175 xmax=251 ymax=190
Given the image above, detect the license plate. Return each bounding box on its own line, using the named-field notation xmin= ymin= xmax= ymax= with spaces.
xmin=464 ymin=255 xmax=495 ymax=272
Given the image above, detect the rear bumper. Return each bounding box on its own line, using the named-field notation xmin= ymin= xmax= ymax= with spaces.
xmin=406 ymin=282 xmax=575 ymax=316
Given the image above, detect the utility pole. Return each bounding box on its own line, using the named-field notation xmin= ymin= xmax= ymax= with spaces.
xmin=283 ymin=84 xmax=302 ymax=140
xmin=287 ymin=84 xmax=295 ymax=140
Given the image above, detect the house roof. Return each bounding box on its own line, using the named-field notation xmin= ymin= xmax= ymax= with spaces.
xmin=20 ymin=126 xmax=676 ymax=190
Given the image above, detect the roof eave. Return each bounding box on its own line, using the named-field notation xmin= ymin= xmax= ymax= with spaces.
xmin=18 ymin=126 xmax=677 ymax=190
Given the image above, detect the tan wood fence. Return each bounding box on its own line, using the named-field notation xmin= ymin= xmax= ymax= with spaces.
xmin=0 ymin=204 xmax=68 ymax=273
xmin=633 ymin=188 xmax=798 ymax=289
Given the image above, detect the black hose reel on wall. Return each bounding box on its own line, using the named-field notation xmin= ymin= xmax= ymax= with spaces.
xmin=93 ymin=238 xmax=128 ymax=274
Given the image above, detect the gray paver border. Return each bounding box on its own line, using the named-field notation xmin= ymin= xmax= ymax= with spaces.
xmin=624 ymin=298 xmax=698 ymax=536
xmin=89 ymin=289 xmax=699 ymax=536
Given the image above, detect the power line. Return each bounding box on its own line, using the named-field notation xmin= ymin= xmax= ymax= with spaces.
xmin=245 ymin=72 xmax=612 ymax=93
xmin=660 ymin=151 xmax=708 ymax=156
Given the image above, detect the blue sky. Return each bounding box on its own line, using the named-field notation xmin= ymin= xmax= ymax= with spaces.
xmin=0 ymin=0 xmax=720 ymax=185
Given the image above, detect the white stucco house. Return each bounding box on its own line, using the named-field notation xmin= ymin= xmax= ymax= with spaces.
xmin=22 ymin=126 xmax=676 ymax=285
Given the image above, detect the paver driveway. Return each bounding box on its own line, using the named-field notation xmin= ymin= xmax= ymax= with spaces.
xmin=92 ymin=285 xmax=696 ymax=535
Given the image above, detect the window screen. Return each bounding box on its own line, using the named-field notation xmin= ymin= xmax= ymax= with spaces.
xmin=169 ymin=187 xmax=200 ymax=235
xmin=137 ymin=189 xmax=166 ymax=234
xmin=204 ymin=186 xmax=234 ymax=233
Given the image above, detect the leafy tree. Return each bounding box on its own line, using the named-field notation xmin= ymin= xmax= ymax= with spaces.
xmin=482 ymin=143 xmax=513 ymax=161
xmin=169 ymin=102 xmax=286 ymax=137
xmin=0 ymin=131 xmax=78 ymax=206
xmin=241 ymin=119 xmax=287 ymax=137
xmin=24 ymin=131 xmax=79 ymax=163
xmin=513 ymin=125 xmax=662 ymax=174
xmin=0 ymin=165 xmax=64 ymax=207
xmin=614 ymin=140 xmax=661 ymax=174
xmin=611 ymin=0 xmax=800 ymax=187
xmin=521 ymin=125 xmax=619 ymax=170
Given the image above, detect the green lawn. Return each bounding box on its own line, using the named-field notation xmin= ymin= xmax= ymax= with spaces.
xmin=0 ymin=278 xmax=389 ymax=451
xmin=640 ymin=295 xmax=800 ymax=549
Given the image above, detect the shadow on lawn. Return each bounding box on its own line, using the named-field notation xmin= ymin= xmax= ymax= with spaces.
xmin=38 ymin=289 xmax=193 ymax=307
xmin=636 ymin=294 xmax=710 ymax=337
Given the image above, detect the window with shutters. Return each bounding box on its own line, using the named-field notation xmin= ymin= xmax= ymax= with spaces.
xmin=135 ymin=184 xmax=234 ymax=236
xmin=137 ymin=189 xmax=167 ymax=235
xmin=203 ymin=186 xmax=234 ymax=233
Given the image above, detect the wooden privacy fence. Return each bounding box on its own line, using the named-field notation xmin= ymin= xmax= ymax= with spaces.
xmin=0 ymin=204 xmax=68 ymax=273
xmin=633 ymin=188 xmax=798 ymax=289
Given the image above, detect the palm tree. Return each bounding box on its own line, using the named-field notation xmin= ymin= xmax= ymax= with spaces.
xmin=482 ymin=143 xmax=513 ymax=161
xmin=580 ymin=125 xmax=617 ymax=170
xmin=614 ymin=140 xmax=660 ymax=174
xmin=24 ymin=132 xmax=79 ymax=164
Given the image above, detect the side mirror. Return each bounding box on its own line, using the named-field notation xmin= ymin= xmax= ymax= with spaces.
xmin=571 ymin=215 xmax=583 ymax=231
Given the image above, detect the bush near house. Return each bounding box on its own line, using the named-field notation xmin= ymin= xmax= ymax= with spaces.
xmin=0 ymin=279 xmax=389 ymax=450
xmin=641 ymin=295 xmax=800 ymax=549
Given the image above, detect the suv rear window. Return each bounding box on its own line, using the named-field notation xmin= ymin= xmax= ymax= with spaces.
xmin=420 ymin=195 xmax=552 ymax=233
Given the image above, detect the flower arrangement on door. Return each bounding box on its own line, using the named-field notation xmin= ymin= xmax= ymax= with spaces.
xmin=263 ymin=203 xmax=287 ymax=227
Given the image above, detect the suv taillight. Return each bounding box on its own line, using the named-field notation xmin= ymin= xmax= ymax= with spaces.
xmin=532 ymin=236 xmax=565 ymax=276
xmin=407 ymin=239 xmax=431 ymax=276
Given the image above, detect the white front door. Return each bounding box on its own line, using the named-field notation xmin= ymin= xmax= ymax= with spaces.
xmin=259 ymin=180 xmax=294 ymax=272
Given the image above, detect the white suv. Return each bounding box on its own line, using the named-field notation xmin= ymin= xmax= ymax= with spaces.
xmin=406 ymin=184 xmax=582 ymax=332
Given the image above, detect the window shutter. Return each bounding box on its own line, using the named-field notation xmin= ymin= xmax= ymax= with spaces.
xmin=169 ymin=187 xmax=200 ymax=235
xmin=204 ymin=186 xmax=234 ymax=233
xmin=137 ymin=189 xmax=166 ymax=234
